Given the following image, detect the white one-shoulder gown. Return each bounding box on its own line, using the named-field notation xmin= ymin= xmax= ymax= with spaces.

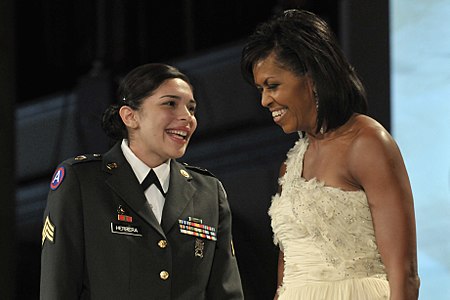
xmin=269 ymin=137 xmax=390 ymax=299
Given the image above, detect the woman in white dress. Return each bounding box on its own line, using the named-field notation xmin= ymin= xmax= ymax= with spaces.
xmin=241 ymin=9 xmax=420 ymax=300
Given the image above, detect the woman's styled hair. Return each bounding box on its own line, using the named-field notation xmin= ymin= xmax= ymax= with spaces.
xmin=241 ymin=9 xmax=368 ymax=133
xmin=101 ymin=63 xmax=192 ymax=141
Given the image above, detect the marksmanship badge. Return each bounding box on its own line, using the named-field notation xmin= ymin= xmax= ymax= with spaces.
xmin=195 ymin=238 xmax=205 ymax=258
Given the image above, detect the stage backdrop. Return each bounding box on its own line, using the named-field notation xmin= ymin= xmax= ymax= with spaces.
xmin=391 ymin=0 xmax=450 ymax=299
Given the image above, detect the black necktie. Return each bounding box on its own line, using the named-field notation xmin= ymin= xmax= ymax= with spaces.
xmin=141 ymin=169 xmax=166 ymax=197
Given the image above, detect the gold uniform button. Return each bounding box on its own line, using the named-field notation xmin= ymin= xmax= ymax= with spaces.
xmin=180 ymin=169 xmax=189 ymax=178
xmin=160 ymin=271 xmax=169 ymax=280
xmin=158 ymin=240 xmax=168 ymax=248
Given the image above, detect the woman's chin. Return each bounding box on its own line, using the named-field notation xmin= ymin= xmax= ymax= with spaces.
xmin=280 ymin=126 xmax=296 ymax=134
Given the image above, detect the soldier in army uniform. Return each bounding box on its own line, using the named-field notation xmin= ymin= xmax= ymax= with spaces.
xmin=40 ymin=63 xmax=244 ymax=299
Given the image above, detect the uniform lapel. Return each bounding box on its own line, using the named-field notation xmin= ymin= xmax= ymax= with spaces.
xmin=103 ymin=143 xmax=166 ymax=238
xmin=161 ymin=161 xmax=196 ymax=233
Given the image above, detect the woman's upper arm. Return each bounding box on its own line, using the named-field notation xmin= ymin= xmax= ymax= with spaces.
xmin=349 ymin=128 xmax=419 ymax=298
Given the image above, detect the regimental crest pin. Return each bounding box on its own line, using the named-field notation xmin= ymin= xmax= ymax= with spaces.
xmin=106 ymin=162 xmax=118 ymax=170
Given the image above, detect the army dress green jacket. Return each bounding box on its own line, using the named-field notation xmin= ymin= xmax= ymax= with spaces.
xmin=40 ymin=143 xmax=243 ymax=300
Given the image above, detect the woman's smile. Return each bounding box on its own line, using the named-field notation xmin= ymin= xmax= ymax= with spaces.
xmin=165 ymin=127 xmax=190 ymax=143
xmin=271 ymin=108 xmax=287 ymax=123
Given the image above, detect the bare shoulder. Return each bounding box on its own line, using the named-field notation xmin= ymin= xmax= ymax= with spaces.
xmin=349 ymin=115 xmax=398 ymax=155
xmin=347 ymin=115 xmax=404 ymax=181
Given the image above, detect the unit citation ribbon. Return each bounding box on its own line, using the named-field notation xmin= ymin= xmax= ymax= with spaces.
xmin=117 ymin=204 xmax=133 ymax=222
xmin=178 ymin=218 xmax=217 ymax=241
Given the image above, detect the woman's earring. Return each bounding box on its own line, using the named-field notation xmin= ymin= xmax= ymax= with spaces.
xmin=313 ymin=88 xmax=319 ymax=112
xmin=313 ymin=88 xmax=324 ymax=134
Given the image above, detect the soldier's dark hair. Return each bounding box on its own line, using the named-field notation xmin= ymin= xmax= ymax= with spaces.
xmin=241 ymin=9 xmax=368 ymax=134
xmin=101 ymin=63 xmax=192 ymax=141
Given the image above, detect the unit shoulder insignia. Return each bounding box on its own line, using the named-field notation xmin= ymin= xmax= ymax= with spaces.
xmin=50 ymin=166 xmax=66 ymax=190
xmin=49 ymin=154 xmax=102 ymax=190
xmin=182 ymin=163 xmax=216 ymax=178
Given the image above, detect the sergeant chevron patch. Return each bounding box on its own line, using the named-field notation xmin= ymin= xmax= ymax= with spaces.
xmin=42 ymin=216 xmax=55 ymax=246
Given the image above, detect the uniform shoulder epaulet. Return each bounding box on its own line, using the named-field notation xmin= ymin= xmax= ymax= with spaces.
xmin=182 ymin=163 xmax=216 ymax=178
xmin=66 ymin=153 xmax=103 ymax=165
xmin=49 ymin=154 xmax=102 ymax=191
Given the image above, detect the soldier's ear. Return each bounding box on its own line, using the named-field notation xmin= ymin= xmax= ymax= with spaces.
xmin=119 ymin=105 xmax=139 ymax=129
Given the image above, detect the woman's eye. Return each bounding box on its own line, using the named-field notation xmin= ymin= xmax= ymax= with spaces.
xmin=256 ymin=84 xmax=278 ymax=93
xmin=188 ymin=106 xmax=196 ymax=114
xmin=164 ymin=101 xmax=176 ymax=107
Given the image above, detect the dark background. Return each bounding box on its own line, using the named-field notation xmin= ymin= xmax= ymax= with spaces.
xmin=1 ymin=0 xmax=390 ymax=299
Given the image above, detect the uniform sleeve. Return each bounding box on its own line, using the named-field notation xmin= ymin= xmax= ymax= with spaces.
xmin=40 ymin=163 xmax=85 ymax=300
xmin=206 ymin=180 xmax=244 ymax=299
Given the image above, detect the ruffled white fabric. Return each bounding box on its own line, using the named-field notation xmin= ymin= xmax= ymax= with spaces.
xmin=269 ymin=137 xmax=390 ymax=299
